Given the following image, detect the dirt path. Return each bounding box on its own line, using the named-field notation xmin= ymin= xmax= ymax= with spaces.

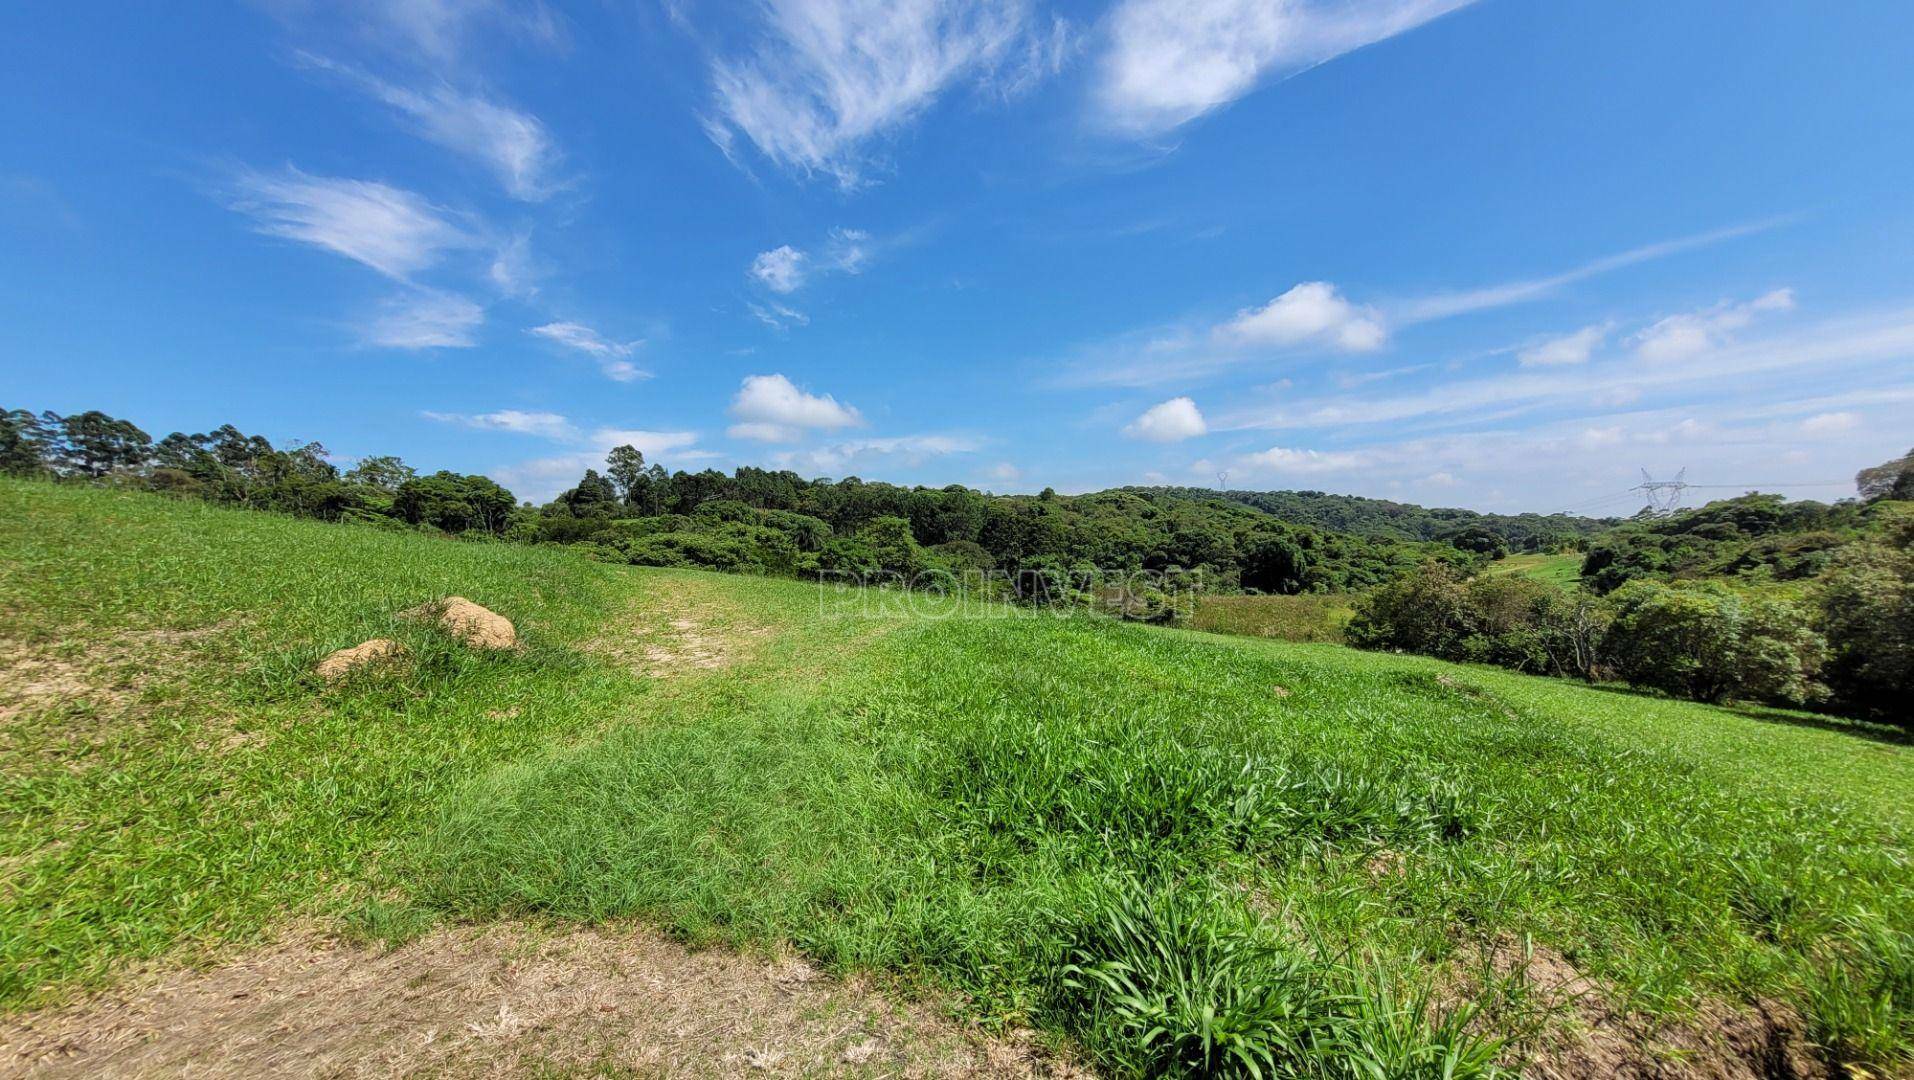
xmin=0 ymin=922 xmax=1082 ymax=1079
xmin=592 ymin=572 xmax=776 ymax=678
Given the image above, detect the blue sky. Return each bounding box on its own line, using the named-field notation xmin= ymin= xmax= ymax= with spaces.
xmin=4 ymin=1 xmax=1912 ymax=511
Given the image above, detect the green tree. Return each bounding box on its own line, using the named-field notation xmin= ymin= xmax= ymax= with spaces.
xmin=1856 ymin=448 xmax=1914 ymax=502
xmin=53 ymin=410 xmax=152 ymax=477
xmin=395 ymin=471 xmax=516 ymax=534
xmin=1817 ymin=507 xmax=1914 ymax=725
xmin=0 ymin=409 xmax=53 ymax=476
xmin=605 ymin=445 xmax=645 ymax=506
xmin=344 ymin=454 xmax=416 ymax=492
xmin=1603 ymin=581 xmax=1823 ymax=705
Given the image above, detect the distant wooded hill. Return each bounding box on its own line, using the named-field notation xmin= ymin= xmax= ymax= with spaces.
xmin=1129 ymin=486 xmax=1615 ymax=552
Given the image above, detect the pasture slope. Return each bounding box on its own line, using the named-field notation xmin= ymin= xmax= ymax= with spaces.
xmin=0 ymin=480 xmax=1908 ymax=1079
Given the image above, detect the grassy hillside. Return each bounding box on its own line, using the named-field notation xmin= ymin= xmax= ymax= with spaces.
xmin=3 ymin=481 xmax=1909 ymax=1075
xmin=1481 ymin=552 xmax=1584 ymax=588
xmin=1188 ymin=593 xmax=1357 ymax=643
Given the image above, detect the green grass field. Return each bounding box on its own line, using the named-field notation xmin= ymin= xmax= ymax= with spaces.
xmin=1189 ymin=593 xmax=1356 ymax=643
xmin=3 ymin=481 xmax=1909 ymax=1077
xmin=1481 ymin=553 xmax=1585 ymax=589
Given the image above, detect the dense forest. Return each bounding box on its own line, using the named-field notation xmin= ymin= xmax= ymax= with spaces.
xmin=1139 ymin=486 xmax=1613 ymax=552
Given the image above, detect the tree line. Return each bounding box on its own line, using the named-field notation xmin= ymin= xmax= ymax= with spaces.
xmin=1 ymin=407 xmax=1482 ymax=615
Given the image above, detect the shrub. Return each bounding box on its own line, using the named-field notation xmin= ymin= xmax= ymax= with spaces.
xmin=1816 ymin=509 xmax=1913 ymax=725
xmin=1603 ymin=581 xmax=1824 ymax=705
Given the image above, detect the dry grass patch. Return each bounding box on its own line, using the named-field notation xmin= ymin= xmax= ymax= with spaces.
xmin=0 ymin=921 xmax=1083 ymax=1079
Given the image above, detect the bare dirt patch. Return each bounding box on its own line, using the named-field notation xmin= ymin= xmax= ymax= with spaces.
xmin=0 ymin=922 xmax=1083 ymax=1079
xmin=0 ymin=624 xmax=232 ymax=730
xmin=594 ymin=580 xmax=773 ymax=678
xmin=1469 ymin=938 xmax=1826 ymax=1080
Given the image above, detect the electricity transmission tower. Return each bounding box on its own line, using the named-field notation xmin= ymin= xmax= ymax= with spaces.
xmin=1632 ymin=468 xmax=1689 ymax=516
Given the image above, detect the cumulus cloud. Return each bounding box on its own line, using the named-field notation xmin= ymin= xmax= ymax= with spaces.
xmin=422 ymin=408 xmax=577 ymax=439
xmin=1123 ymin=396 xmax=1209 ymax=442
xmin=1633 ymin=288 xmax=1795 ymax=362
xmin=365 ymin=289 xmax=484 ymax=348
xmin=298 ymin=55 xmax=560 ymax=200
xmin=1217 ymin=282 xmax=1385 ymax=352
xmin=527 ymin=321 xmax=648 ymax=381
xmin=1095 ymin=0 xmax=1473 ymax=135
xmin=703 ymin=0 xmax=1037 ymax=184
xmin=727 ymin=373 xmax=864 ymax=442
xmin=230 ymin=168 xmax=474 ymax=280
xmin=1518 ymin=322 xmax=1610 ymax=367
xmin=749 ymin=245 xmax=808 ymax=293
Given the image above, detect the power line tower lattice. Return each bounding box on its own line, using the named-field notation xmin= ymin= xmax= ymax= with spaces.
xmin=1632 ymin=468 xmax=1689 ymax=516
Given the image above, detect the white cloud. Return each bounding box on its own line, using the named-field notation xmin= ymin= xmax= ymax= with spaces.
xmin=365 ymin=289 xmax=484 ymax=348
xmin=1095 ymin=0 xmax=1473 ymax=135
xmin=703 ymin=0 xmax=1035 ymax=184
xmin=230 ymin=168 xmax=473 ymax=280
xmin=750 ymin=245 xmax=808 ymax=293
xmin=748 ymin=228 xmax=874 ymax=297
xmin=1123 ymin=396 xmax=1209 ymax=442
xmin=1213 ymin=301 xmax=1914 ymax=436
xmin=1232 ymin=445 xmax=1375 ymax=477
xmin=492 ymin=427 xmax=704 ymax=503
xmin=340 ymin=0 xmax=567 ymax=67
xmin=1633 ymin=288 xmax=1795 ymax=362
xmin=299 ymin=55 xmax=559 ymax=200
xmin=1800 ymin=411 xmax=1858 ymax=435
xmin=986 ymin=461 xmax=1023 ymax=483
xmin=1394 ymin=221 xmax=1784 ymax=323
xmin=748 ymin=301 xmax=810 ymax=330
xmin=1217 ymin=282 xmax=1385 ymax=352
xmin=777 ymin=433 xmax=980 ymax=475
xmin=527 ymin=321 xmax=649 ymax=381
xmin=1519 ymin=322 xmax=1610 ymax=367
xmin=727 ymin=373 xmax=864 ymax=440
xmin=422 ymin=408 xmax=576 ymax=439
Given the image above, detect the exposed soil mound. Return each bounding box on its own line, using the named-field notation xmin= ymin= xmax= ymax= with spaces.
xmin=315 ymin=638 xmax=404 ymax=682
xmin=1484 ymin=940 xmax=1826 ymax=1080
xmin=404 ymin=597 xmax=516 ymax=650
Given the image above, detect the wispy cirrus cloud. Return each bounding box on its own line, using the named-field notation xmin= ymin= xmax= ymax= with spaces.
xmin=422 ymin=408 xmax=577 ymax=439
xmin=527 ymin=321 xmax=648 ymax=381
xmin=297 ymin=54 xmax=562 ymax=200
xmin=1213 ymin=299 xmax=1914 ymax=435
xmin=1051 ymin=222 xmax=1784 ymax=388
xmin=1392 ymin=220 xmax=1785 ymax=323
xmin=701 ymin=0 xmax=1042 ymax=185
xmin=1094 ymin=0 xmax=1474 ymax=135
xmin=229 ymin=167 xmax=476 ymax=280
xmin=366 ymin=288 xmax=485 ymax=348
xmin=1518 ymin=322 xmax=1611 ymax=367
xmin=1631 ymin=288 xmax=1793 ymax=362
